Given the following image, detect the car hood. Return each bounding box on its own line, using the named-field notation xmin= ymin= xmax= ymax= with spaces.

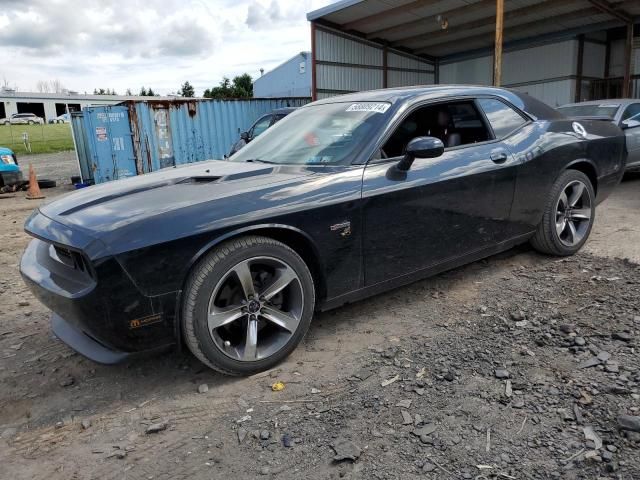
xmin=0 ymin=147 xmax=14 ymax=155
xmin=39 ymin=160 xmax=318 ymax=232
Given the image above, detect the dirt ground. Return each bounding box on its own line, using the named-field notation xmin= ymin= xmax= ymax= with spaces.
xmin=1 ymin=152 xmax=639 ymax=479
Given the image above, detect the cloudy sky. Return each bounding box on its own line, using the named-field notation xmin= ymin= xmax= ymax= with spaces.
xmin=0 ymin=0 xmax=336 ymax=96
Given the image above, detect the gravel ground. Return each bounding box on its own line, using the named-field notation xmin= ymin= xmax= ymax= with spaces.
xmin=0 ymin=156 xmax=638 ymax=479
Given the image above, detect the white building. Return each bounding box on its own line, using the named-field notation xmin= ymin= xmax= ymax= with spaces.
xmin=0 ymin=89 xmax=177 ymax=122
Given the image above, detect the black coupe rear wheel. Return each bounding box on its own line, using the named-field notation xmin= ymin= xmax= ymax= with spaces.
xmin=182 ymin=236 xmax=315 ymax=375
xmin=530 ymin=170 xmax=595 ymax=256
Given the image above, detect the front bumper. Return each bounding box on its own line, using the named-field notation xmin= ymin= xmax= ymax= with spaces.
xmin=21 ymin=236 xmax=177 ymax=363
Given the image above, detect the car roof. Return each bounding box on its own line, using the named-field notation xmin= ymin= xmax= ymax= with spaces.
xmin=0 ymin=146 xmax=14 ymax=155
xmin=308 ymin=84 xmax=561 ymax=120
xmin=271 ymin=107 xmax=297 ymax=115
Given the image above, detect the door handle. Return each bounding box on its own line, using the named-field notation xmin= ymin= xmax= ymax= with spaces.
xmin=490 ymin=150 xmax=508 ymax=164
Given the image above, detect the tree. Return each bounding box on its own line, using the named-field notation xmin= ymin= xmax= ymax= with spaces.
xmin=179 ymin=81 xmax=195 ymax=97
xmin=203 ymin=74 xmax=253 ymax=99
xmin=93 ymin=88 xmax=117 ymax=95
xmin=138 ymin=86 xmax=157 ymax=96
xmin=125 ymin=88 xmax=133 ymax=96
xmin=36 ymin=80 xmax=51 ymax=93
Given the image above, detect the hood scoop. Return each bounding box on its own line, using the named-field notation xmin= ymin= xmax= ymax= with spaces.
xmin=178 ymin=176 xmax=222 ymax=184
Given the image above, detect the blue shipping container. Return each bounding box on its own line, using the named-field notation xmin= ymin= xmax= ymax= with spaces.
xmin=74 ymin=97 xmax=309 ymax=183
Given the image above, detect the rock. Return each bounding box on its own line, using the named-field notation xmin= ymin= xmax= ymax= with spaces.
xmin=605 ymin=363 xmax=619 ymax=373
xmin=282 ymin=433 xmax=293 ymax=448
xmin=381 ymin=375 xmax=400 ymax=387
xmin=18 ymin=301 xmax=29 ymax=307
xmin=443 ymin=371 xmax=455 ymax=382
xmin=260 ymin=430 xmax=270 ymax=440
xmin=559 ymin=324 xmax=575 ymax=334
xmin=198 ymin=384 xmax=209 ymax=394
xmin=579 ymin=357 xmax=601 ymax=369
xmin=574 ymin=337 xmax=586 ymax=346
xmin=259 ymin=466 xmax=270 ymax=475
xmin=494 ymin=369 xmax=510 ymax=379
xmin=413 ymin=424 xmax=437 ymax=437
xmin=81 ymin=419 xmax=92 ymax=430
xmin=597 ymin=351 xmax=611 ymax=362
xmin=331 ymin=438 xmax=361 ymax=461
xmin=145 ymin=422 xmax=167 ymax=434
xmin=602 ymin=450 xmax=614 ymax=462
xmin=512 ymin=399 xmax=525 ymax=409
xmin=617 ymin=415 xmax=640 ymax=433
xmin=583 ymin=426 xmax=602 ymax=449
xmin=1 ymin=427 xmax=17 ymax=439
xmin=311 ymin=388 xmax=321 ymax=394
xmin=237 ymin=427 xmax=248 ymax=444
xmin=505 ymin=380 xmax=513 ymax=397
xmin=401 ymin=410 xmax=413 ymax=425
xmin=510 ymin=311 xmax=526 ymax=321
xmin=59 ymin=375 xmax=75 ymax=387
xmin=396 ymin=399 xmax=412 ymax=408
xmin=612 ymin=332 xmax=632 ymax=342
xmin=422 ymin=462 xmax=436 ymax=472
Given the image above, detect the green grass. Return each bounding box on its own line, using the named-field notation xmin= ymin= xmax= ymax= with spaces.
xmin=0 ymin=123 xmax=74 ymax=155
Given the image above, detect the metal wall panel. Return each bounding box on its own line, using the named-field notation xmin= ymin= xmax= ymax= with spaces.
xmin=315 ymin=28 xmax=383 ymax=65
xmin=583 ymin=42 xmax=606 ymax=78
xmin=512 ymin=79 xmax=575 ymax=107
xmin=316 ymin=64 xmax=383 ymax=92
xmin=386 ymin=52 xmax=433 ymax=71
xmin=387 ymin=70 xmax=434 ymax=88
xmin=502 ymin=40 xmax=578 ymax=85
xmin=440 ymin=56 xmax=493 ymax=85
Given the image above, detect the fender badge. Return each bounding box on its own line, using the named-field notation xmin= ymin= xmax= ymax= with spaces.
xmin=572 ymin=122 xmax=587 ymax=139
xmin=129 ymin=313 xmax=163 ymax=329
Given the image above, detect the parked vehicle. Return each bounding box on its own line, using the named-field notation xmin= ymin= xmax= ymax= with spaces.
xmin=228 ymin=107 xmax=296 ymax=156
xmin=3 ymin=113 xmax=45 ymax=125
xmin=21 ymin=86 xmax=626 ymax=375
xmin=557 ymin=99 xmax=640 ymax=171
xmin=49 ymin=113 xmax=70 ymax=124
xmin=0 ymin=146 xmax=22 ymax=187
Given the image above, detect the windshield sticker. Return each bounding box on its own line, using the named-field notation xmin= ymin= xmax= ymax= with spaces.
xmin=346 ymin=103 xmax=390 ymax=114
xmin=598 ymin=104 xmax=620 ymax=108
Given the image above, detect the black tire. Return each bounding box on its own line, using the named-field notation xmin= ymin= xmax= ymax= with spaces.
xmin=27 ymin=120 xmax=34 ymax=125
xmin=37 ymin=179 xmax=57 ymax=189
xmin=530 ymin=169 xmax=595 ymax=256
xmin=182 ymin=235 xmax=315 ymax=375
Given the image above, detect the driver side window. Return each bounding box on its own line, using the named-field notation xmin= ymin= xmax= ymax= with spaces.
xmin=380 ymin=100 xmax=491 ymax=158
xmin=249 ymin=115 xmax=273 ymax=140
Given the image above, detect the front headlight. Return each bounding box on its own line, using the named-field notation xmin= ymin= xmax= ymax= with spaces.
xmin=1 ymin=154 xmax=16 ymax=165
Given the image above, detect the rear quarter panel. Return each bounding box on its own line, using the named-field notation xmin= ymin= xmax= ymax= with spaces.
xmin=507 ymin=119 xmax=625 ymax=233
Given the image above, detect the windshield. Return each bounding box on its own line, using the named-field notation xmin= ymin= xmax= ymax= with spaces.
xmin=229 ymin=102 xmax=390 ymax=165
xmin=557 ymin=104 xmax=619 ymax=119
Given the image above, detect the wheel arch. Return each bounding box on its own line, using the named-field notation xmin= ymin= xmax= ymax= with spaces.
xmin=565 ymin=159 xmax=598 ymax=195
xmin=174 ymin=224 xmax=327 ymax=346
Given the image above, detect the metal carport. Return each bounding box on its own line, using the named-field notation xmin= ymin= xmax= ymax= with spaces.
xmin=307 ymin=0 xmax=640 ymax=105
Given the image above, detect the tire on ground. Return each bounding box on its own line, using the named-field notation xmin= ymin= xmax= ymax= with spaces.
xmin=530 ymin=169 xmax=595 ymax=256
xmin=37 ymin=179 xmax=57 ymax=189
xmin=182 ymin=235 xmax=315 ymax=376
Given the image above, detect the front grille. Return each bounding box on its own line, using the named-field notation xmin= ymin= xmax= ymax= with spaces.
xmin=50 ymin=244 xmax=94 ymax=279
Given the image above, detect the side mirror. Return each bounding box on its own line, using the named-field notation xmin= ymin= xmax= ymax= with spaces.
xmin=397 ymin=136 xmax=445 ymax=171
xmin=240 ymin=131 xmax=249 ymax=141
xmin=621 ymin=119 xmax=640 ymax=130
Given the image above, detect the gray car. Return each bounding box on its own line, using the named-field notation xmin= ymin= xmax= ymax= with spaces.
xmin=557 ymin=99 xmax=640 ymax=171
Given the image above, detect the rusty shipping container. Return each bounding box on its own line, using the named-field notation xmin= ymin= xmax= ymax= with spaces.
xmin=74 ymin=97 xmax=309 ymax=184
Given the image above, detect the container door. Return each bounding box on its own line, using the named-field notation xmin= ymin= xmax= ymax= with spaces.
xmin=84 ymin=105 xmax=136 ymax=183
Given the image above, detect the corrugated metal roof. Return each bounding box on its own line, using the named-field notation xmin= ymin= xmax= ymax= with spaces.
xmin=307 ymin=0 xmax=639 ymax=59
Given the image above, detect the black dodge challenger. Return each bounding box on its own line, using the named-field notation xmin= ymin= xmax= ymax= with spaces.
xmin=21 ymin=86 xmax=626 ymax=375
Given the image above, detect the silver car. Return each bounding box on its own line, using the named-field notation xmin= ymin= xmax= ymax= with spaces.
xmin=1 ymin=113 xmax=45 ymax=125
xmin=557 ymin=99 xmax=640 ymax=171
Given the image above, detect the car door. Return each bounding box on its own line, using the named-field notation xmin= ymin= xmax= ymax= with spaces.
xmin=361 ymin=97 xmax=526 ymax=286
xmin=620 ymin=102 xmax=640 ymax=167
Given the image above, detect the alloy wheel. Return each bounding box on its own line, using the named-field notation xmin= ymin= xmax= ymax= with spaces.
xmin=555 ymin=180 xmax=592 ymax=247
xmin=207 ymin=256 xmax=303 ymax=362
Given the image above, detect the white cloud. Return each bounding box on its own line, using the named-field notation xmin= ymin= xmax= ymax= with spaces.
xmin=0 ymin=0 xmax=336 ymax=95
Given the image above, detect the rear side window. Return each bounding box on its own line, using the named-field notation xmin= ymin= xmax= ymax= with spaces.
xmin=478 ymin=98 xmax=527 ymax=139
xmin=621 ymin=103 xmax=640 ymax=121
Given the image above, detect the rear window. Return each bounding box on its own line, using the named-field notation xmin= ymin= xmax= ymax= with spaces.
xmin=557 ymin=104 xmax=619 ymax=119
xmin=478 ymin=98 xmax=527 ymax=138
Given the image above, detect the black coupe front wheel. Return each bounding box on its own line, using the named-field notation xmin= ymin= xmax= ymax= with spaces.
xmin=530 ymin=170 xmax=595 ymax=256
xmin=182 ymin=236 xmax=315 ymax=375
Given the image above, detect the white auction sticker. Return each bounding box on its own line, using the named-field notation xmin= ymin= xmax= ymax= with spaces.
xmin=346 ymin=103 xmax=390 ymax=114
